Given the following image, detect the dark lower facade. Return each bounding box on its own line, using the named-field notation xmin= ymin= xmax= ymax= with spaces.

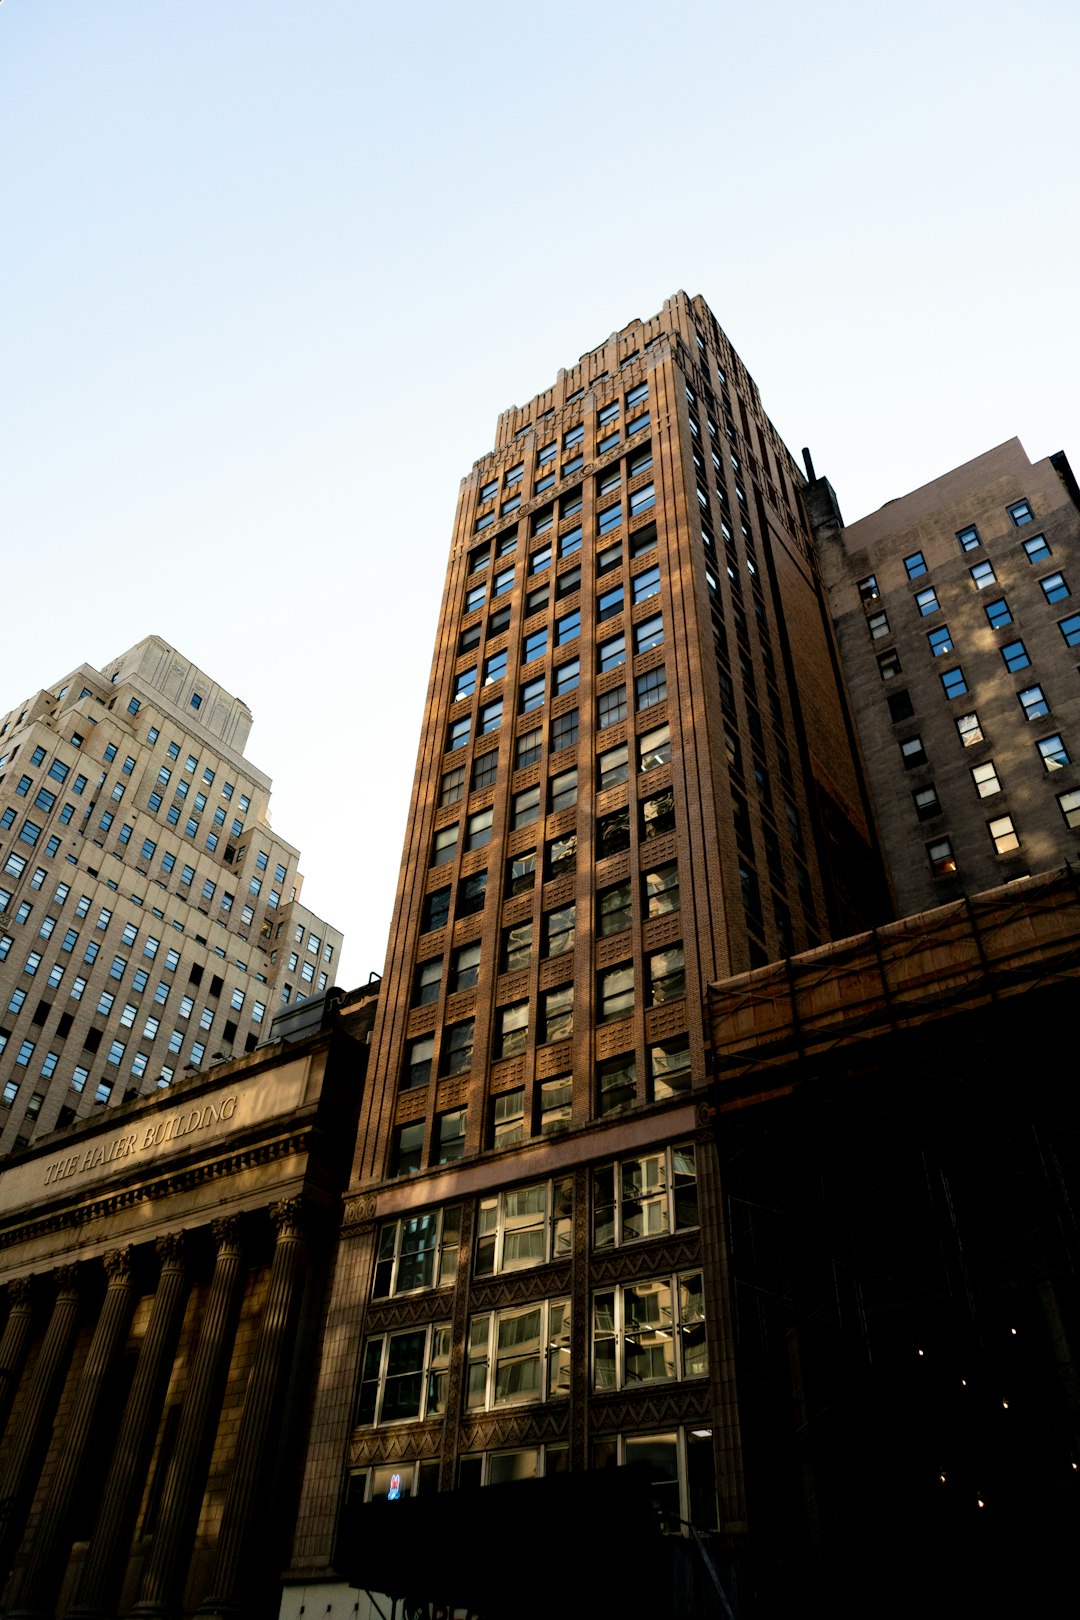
xmin=710 ymin=865 xmax=1080 ymax=1615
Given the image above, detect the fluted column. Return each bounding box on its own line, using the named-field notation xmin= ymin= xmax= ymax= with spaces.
xmin=10 ymin=1249 xmax=138 ymax=1620
xmin=0 ymin=1279 xmax=36 ymax=1440
xmin=0 ymin=1265 xmax=82 ymax=1579
xmin=197 ymin=1199 xmax=309 ymax=1620
xmin=130 ymin=1219 xmax=246 ymax=1620
xmin=69 ymin=1235 xmax=190 ymax=1620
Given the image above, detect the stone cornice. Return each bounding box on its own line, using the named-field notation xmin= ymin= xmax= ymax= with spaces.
xmin=0 ymin=1131 xmax=310 ymax=1257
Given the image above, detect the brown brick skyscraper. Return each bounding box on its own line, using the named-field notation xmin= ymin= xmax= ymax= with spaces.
xmin=286 ymin=291 xmax=889 ymax=1611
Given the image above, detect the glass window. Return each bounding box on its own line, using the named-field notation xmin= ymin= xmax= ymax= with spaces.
xmin=599 ymin=963 xmax=634 ymax=1022
xmin=467 ymin=1298 xmax=570 ymax=1411
xmin=868 ymin=611 xmax=890 ymax=640
xmin=598 ymin=585 xmax=624 ymax=623
xmin=478 ymin=699 xmax=502 ymax=736
xmin=632 ymin=565 xmax=661 ymax=604
xmin=555 ymin=609 xmax=580 ymax=646
xmin=639 ymin=723 xmax=671 ymax=772
xmin=442 ymin=1021 xmax=474 ymax=1076
xmin=972 ymin=760 xmax=1001 ymax=797
xmin=551 ymin=709 xmax=578 ymax=752
xmin=634 ymin=614 xmax=664 ymax=654
xmin=648 ymin=943 xmax=685 ymax=1005
xmin=439 ymin=765 xmax=465 ymax=807
xmin=450 ymin=939 xmax=479 ymax=984
xmin=913 ymin=786 xmax=940 ymax=820
xmin=1041 ymin=572 xmax=1070 ymax=604
xmin=1018 ymin=684 xmax=1049 ymax=720
xmin=523 ymin=628 xmax=547 ymax=665
xmin=915 ymin=586 xmax=939 ymax=616
xmin=476 ymin=1178 xmax=571 ymax=1277
xmin=592 ymin=1140 xmax=702 ymax=1250
xmin=501 ymin=919 xmax=533 ymax=973
xmin=988 ymin=814 xmax=1020 ymax=854
xmin=597 ymin=807 xmax=631 ymax=858
xmin=483 ymin=649 xmax=507 ymax=687
xmin=355 ymin=1323 xmax=450 ymax=1425
xmin=956 ymin=525 xmax=980 ymax=552
xmin=491 ymin=1088 xmax=526 ymax=1147
xmin=422 ymin=887 xmax=451 ymax=933
xmin=592 ymin=1273 xmax=706 ymax=1391
xmin=373 ymin=1209 xmax=461 ymax=1298
xmin=900 ymin=736 xmax=927 ymax=767
xmin=554 ymin=658 xmax=579 ymax=696
xmin=597 ymin=1052 xmax=636 ymax=1117
xmin=598 ymin=742 xmax=629 ymax=790
xmin=928 ymin=838 xmax=957 ymax=877
xmin=520 ymin=676 xmax=545 ymax=713
xmin=598 ymin=633 xmax=626 ymax=672
xmin=984 ymin=598 xmax=1012 ymax=629
xmin=598 ymin=540 xmax=622 ymax=576
xmin=413 ymin=959 xmax=442 ymax=1008
xmin=956 ymin=712 xmax=983 ymax=747
xmin=545 ymin=834 xmax=576 ymax=881
xmin=857 ymin=574 xmax=880 ymax=602
xmin=506 ymin=850 xmax=536 ymax=897
xmin=629 ymin=481 xmax=655 ymax=517
xmin=1023 ymin=533 xmax=1051 ymax=564
xmin=598 ymin=686 xmax=627 ymax=729
xmin=457 ymin=871 xmax=487 ymax=917
xmin=1007 ymin=499 xmax=1033 ymax=526
xmin=516 ymin=727 xmax=542 ymax=768
xmin=1001 ymin=639 xmax=1030 ymax=672
xmin=645 ymin=861 xmax=680 ymax=917
xmin=636 ymin=668 xmax=667 ymax=710
xmin=904 ymin=551 xmax=928 ymax=579
xmin=940 ymin=667 xmax=968 ymax=699
xmin=435 ymin=1108 xmax=467 ymax=1164
xmin=432 ymin=824 xmax=458 ymax=867
xmin=599 ymin=879 xmax=631 ymax=936
xmin=971 ymin=561 xmax=996 ymax=589
xmin=1056 ymin=789 xmax=1080 ymax=830
xmin=543 ymin=904 xmax=575 ymax=958
xmin=512 ymin=785 xmax=540 ymax=828
xmin=471 ymin=751 xmax=498 ymax=792
xmin=549 ymin=768 xmax=577 ymax=812
xmin=498 ymin=1002 xmax=529 ymax=1058
xmin=1037 ymin=734 xmax=1070 ymax=771
xmin=878 ymin=649 xmax=903 ymax=680
xmin=392 ymin=1121 xmax=425 ymax=1176
xmin=542 ymin=982 xmax=574 ymax=1043
xmin=642 ymin=790 xmax=676 ymax=840
xmin=1059 ymin=612 xmax=1080 ymax=646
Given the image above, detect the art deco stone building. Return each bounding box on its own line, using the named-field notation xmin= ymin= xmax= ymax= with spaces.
xmin=808 ymin=439 xmax=1080 ymax=913
xmin=0 ymin=637 xmax=343 ymax=1155
xmin=282 ymin=292 xmax=890 ymax=1614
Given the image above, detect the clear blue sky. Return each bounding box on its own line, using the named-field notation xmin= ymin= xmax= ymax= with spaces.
xmin=2 ymin=0 xmax=1077 ymax=984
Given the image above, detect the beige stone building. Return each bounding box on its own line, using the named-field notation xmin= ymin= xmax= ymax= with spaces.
xmin=808 ymin=439 xmax=1080 ymax=912
xmin=0 ymin=637 xmax=343 ymax=1154
xmin=280 ymin=292 xmax=891 ymax=1615
xmin=0 ymin=981 xmax=377 ymax=1620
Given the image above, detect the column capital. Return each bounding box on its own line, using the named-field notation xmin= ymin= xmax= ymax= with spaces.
xmin=155 ymin=1233 xmax=187 ymax=1268
xmin=103 ymin=1246 xmax=135 ymax=1283
xmin=270 ymin=1197 xmax=306 ymax=1239
xmin=211 ymin=1216 xmax=243 ymax=1252
xmin=53 ymin=1264 xmax=80 ymax=1295
xmin=5 ymin=1278 xmax=33 ymax=1310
